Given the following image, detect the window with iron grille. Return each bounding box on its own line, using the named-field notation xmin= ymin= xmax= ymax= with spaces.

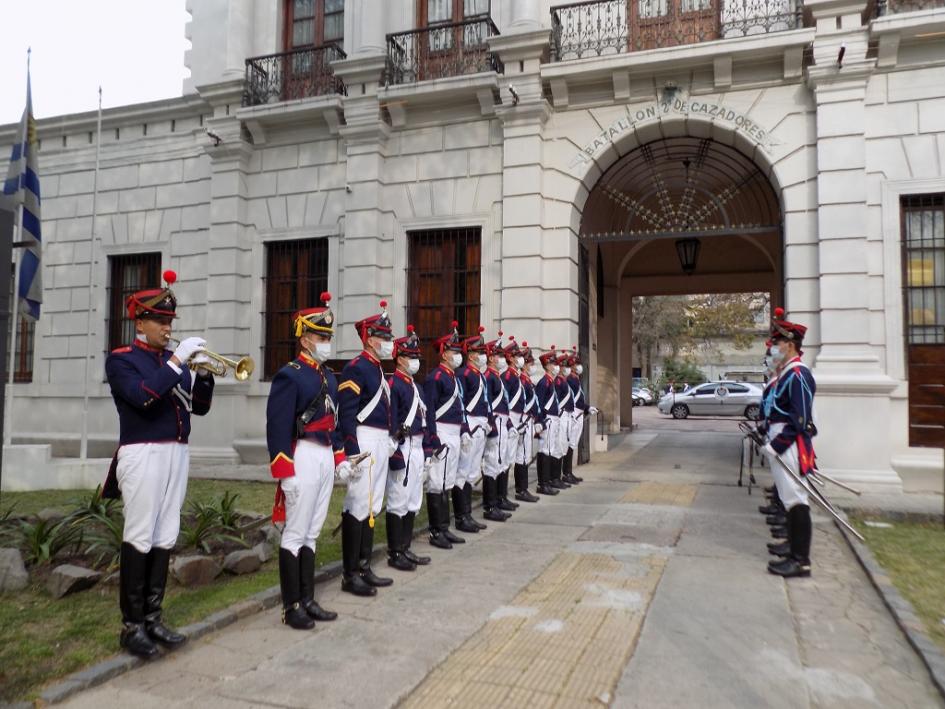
xmin=5 ymin=264 xmax=35 ymax=383
xmin=407 ymin=227 xmax=481 ymax=376
xmin=901 ymin=193 xmax=945 ymax=448
xmin=284 ymin=0 xmax=344 ymax=49
xmin=107 ymin=252 xmax=161 ymax=352
xmin=264 ymin=238 xmax=329 ymax=379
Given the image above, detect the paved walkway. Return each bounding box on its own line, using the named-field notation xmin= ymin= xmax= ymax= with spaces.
xmin=62 ymin=431 xmax=943 ymax=708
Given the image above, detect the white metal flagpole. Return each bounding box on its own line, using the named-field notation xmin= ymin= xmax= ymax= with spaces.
xmin=79 ymin=87 xmax=104 ymax=460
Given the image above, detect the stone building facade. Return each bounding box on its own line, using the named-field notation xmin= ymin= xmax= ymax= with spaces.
xmin=2 ymin=0 xmax=944 ymax=492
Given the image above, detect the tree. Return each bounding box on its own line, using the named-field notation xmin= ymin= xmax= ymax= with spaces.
xmin=686 ymin=293 xmax=768 ymax=352
xmin=632 ymin=296 xmax=689 ymax=380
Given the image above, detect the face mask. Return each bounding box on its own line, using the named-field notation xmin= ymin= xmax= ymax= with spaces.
xmin=550 ymin=365 xmax=560 ymax=377
xmin=450 ymin=353 xmax=463 ymax=369
xmin=377 ymin=340 xmax=394 ymax=360
xmin=515 ymin=356 xmax=525 ymax=370
xmin=496 ymin=357 xmax=507 ymax=372
xmin=575 ymin=365 xmax=583 ymax=375
xmin=529 ymin=364 xmax=542 ymax=383
xmin=562 ymin=367 xmax=571 ymax=377
xmin=770 ymin=345 xmax=784 ymax=364
xmin=312 ymin=342 xmax=332 ymax=363
xmin=476 ymin=353 xmax=487 ymax=368
xmin=407 ymin=358 xmax=420 ymax=375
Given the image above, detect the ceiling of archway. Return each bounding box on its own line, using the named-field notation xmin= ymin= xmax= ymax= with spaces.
xmin=580 ymin=137 xmax=781 ymax=242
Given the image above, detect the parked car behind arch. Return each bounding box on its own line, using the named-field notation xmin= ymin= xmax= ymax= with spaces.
xmin=657 ymin=381 xmax=762 ymax=420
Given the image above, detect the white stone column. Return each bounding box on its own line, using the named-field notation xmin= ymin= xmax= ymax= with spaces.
xmin=510 ymin=0 xmax=542 ymax=30
xmin=805 ymin=0 xmax=900 ymax=491
xmin=350 ymin=0 xmax=388 ymax=56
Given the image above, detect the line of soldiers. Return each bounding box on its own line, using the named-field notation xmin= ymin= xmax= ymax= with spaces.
xmin=266 ymin=298 xmax=597 ymax=629
xmin=755 ymin=308 xmax=817 ymax=579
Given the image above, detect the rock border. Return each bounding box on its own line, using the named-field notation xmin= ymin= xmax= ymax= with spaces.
xmin=834 ymin=515 xmax=945 ymax=700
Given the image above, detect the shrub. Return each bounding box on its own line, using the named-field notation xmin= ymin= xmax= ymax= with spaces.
xmin=18 ymin=518 xmax=82 ymax=566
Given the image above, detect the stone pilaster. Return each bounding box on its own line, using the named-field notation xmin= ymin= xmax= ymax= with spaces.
xmin=805 ymin=0 xmax=900 ymax=490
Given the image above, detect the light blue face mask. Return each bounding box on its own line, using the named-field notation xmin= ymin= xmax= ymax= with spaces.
xmin=770 ymin=345 xmax=784 ymax=363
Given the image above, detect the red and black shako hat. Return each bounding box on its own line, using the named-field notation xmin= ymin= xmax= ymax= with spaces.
xmin=539 ymin=345 xmax=558 ymax=366
xmin=462 ymin=326 xmax=487 ymax=354
xmin=520 ymin=341 xmax=534 ymax=364
xmin=126 ymin=270 xmax=178 ymax=320
xmin=355 ymin=300 xmax=393 ymax=341
xmin=770 ymin=307 xmax=807 ymax=344
xmin=502 ymin=335 xmax=521 ymax=359
xmin=394 ymin=324 xmax=422 ymax=358
xmin=485 ymin=330 xmax=506 ymax=357
xmin=434 ymin=320 xmax=463 ymax=353
xmin=293 ymin=291 xmax=334 ymax=337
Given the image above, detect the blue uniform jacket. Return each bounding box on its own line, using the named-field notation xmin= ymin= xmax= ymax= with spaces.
xmin=388 ymin=369 xmax=428 ymax=471
xmin=569 ymin=374 xmax=587 ymax=412
xmin=105 ymin=339 xmax=214 ymax=446
xmin=266 ymin=352 xmax=344 ymax=479
xmin=535 ymin=373 xmax=559 ymax=418
xmin=423 ymin=363 xmax=467 ymax=448
xmin=520 ymin=374 xmax=544 ymax=425
xmin=459 ymin=364 xmax=491 ymax=422
xmin=337 ymin=351 xmax=391 ymax=456
xmin=502 ymin=369 xmax=525 ymax=415
xmin=555 ymin=375 xmax=574 ymax=413
xmin=763 ymin=359 xmax=817 ymax=472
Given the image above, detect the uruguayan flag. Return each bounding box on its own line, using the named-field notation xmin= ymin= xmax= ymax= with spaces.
xmin=2 ymin=65 xmax=42 ymax=322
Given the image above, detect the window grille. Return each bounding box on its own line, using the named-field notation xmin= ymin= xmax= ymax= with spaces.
xmin=407 ymin=227 xmax=482 ymax=377
xmin=107 ymin=252 xmax=161 ymax=352
xmin=5 ymin=264 xmax=35 ymax=383
xmin=901 ymin=193 xmax=945 ymax=448
xmin=263 ymin=238 xmax=329 ymax=379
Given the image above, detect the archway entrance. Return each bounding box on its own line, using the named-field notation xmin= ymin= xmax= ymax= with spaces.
xmin=580 ymin=136 xmax=783 ymax=430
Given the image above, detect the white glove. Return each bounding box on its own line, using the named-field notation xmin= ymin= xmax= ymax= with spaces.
xmin=422 ymin=457 xmax=433 ymax=484
xmin=190 ymin=352 xmax=214 ymax=377
xmin=336 ymin=460 xmax=362 ymax=483
xmin=388 ymin=437 xmax=400 ymax=457
xmin=534 ymin=423 xmax=544 ymax=436
xmin=461 ymin=432 xmax=473 ymax=453
xmin=280 ymin=476 xmax=300 ymax=507
xmin=589 ymin=406 xmax=599 ymax=415
xmin=173 ymin=337 xmax=206 ymax=365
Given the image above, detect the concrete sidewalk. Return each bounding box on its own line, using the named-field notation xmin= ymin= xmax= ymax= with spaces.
xmin=61 ymin=432 xmax=943 ymax=708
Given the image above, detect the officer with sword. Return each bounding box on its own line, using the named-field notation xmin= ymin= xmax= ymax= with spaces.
xmin=504 ymin=338 xmax=540 ymax=503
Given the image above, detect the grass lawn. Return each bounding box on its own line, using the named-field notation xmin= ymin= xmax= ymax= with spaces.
xmin=0 ymin=479 xmax=426 ymax=703
xmin=852 ymin=516 xmax=945 ymax=656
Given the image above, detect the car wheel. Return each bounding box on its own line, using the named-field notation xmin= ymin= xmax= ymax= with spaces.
xmin=744 ymin=404 xmax=761 ymax=421
xmin=671 ymin=404 xmax=689 ymax=420
xmin=632 ymin=398 xmax=642 ymax=407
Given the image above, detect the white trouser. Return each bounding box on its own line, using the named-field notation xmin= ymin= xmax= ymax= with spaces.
xmin=427 ymin=423 xmax=461 ymax=493
xmin=458 ymin=414 xmax=488 ymax=486
xmin=504 ymin=414 xmax=520 ymax=469
xmin=511 ymin=412 xmax=529 ymax=465
xmin=539 ymin=415 xmax=558 ymax=456
xmin=567 ymin=410 xmax=583 ymax=449
xmin=343 ymin=426 xmax=391 ymax=521
xmin=483 ymin=413 xmax=511 ymax=479
xmin=765 ymin=423 xmax=809 ymax=510
xmin=280 ymin=440 xmax=335 ymax=555
xmin=387 ymin=435 xmax=425 ymax=516
xmin=117 ymin=442 xmax=189 ymax=553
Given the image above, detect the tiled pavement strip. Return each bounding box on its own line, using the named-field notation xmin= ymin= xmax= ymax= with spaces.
xmin=57 ymin=430 xmax=943 ymax=708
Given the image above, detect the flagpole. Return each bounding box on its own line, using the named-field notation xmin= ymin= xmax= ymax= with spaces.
xmin=4 ymin=207 xmax=22 ymax=449
xmin=79 ymin=88 xmax=104 ymax=460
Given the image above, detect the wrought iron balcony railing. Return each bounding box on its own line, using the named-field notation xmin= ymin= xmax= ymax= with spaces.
xmin=385 ymin=16 xmax=503 ymax=86
xmin=243 ymin=44 xmax=347 ymax=107
xmin=550 ymin=0 xmax=803 ymax=61
xmin=877 ymin=0 xmax=945 ymax=13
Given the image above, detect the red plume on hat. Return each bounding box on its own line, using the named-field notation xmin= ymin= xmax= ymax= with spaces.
xmin=355 ymin=298 xmax=393 ymax=341
xmin=770 ymin=306 xmax=807 ymax=343
xmin=293 ymin=290 xmax=335 ymax=337
xmin=126 ymin=269 xmax=178 ymax=320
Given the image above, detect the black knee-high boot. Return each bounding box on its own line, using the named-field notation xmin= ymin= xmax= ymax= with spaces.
xmin=768 ymin=505 xmax=812 ymax=577
xmin=466 ymin=482 xmax=488 ymax=529
xmin=453 ymin=485 xmax=479 ymax=533
xmin=563 ymin=447 xmax=583 ymax=483
xmin=341 ymin=512 xmax=376 ymax=596
xmin=359 ymin=517 xmax=393 ymax=587
xmin=536 ymin=453 xmax=558 ymax=495
xmin=119 ymin=542 xmax=159 ymax=657
xmin=144 ymin=547 xmax=186 ymax=646
xmin=299 ymin=546 xmax=337 ymax=620
xmin=403 ymin=511 xmax=431 ymax=564
xmin=482 ymin=476 xmax=510 ymax=522
xmin=386 ymin=512 xmax=416 ymax=571
xmin=514 ymin=463 xmax=539 ymax=502
xmin=427 ymin=492 xmax=452 ymax=549
xmin=441 ymin=490 xmax=466 ymax=543
xmin=497 ymin=469 xmax=518 ymax=510
xmin=279 ymin=548 xmax=315 ymax=629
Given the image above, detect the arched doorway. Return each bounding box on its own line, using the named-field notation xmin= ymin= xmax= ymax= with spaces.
xmin=580 ymin=136 xmax=783 ymax=429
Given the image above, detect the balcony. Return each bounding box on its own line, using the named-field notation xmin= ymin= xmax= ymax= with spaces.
xmin=550 ymin=0 xmax=803 ymax=61
xmin=385 ymin=16 xmax=503 ymax=86
xmin=877 ymin=0 xmax=945 ymax=13
xmin=242 ymin=44 xmax=347 ymax=107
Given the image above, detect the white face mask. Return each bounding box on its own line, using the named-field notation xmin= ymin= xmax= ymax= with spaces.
xmin=529 ymin=364 xmax=542 ymax=383
xmin=562 ymin=367 xmax=571 ymax=377
xmin=550 ymin=365 xmax=560 ymax=377
xmin=575 ymin=365 xmax=583 ymax=375
xmin=377 ymin=340 xmax=394 ymax=360
xmin=496 ymin=357 xmax=507 ymax=372
xmin=312 ymin=341 xmax=332 ymax=363
xmin=476 ymin=353 xmax=487 ymax=368
xmin=515 ymin=356 xmax=525 ymax=370
xmin=770 ymin=345 xmax=784 ymax=364
xmin=450 ymin=352 xmax=463 ymax=369
xmin=407 ymin=358 xmax=420 ymax=375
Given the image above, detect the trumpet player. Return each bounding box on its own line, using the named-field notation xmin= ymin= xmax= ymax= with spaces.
xmin=266 ymin=292 xmax=343 ymax=629
xmin=103 ymin=270 xmax=214 ymax=658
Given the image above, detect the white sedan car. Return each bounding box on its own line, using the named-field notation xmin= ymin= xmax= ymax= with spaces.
xmin=657 ymin=381 xmax=763 ymax=420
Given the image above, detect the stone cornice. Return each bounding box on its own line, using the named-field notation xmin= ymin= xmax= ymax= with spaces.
xmin=495 ymin=99 xmax=553 ymax=127
xmin=196 ymin=79 xmax=246 ymax=108
xmin=331 ymin=53 xmax=388 ymax=88
xmin=488 ymin=29 xmax=552 ymax=62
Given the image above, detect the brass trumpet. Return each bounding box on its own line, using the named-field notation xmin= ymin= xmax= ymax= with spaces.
xmin=168 ymin=338 xmax=255 ymax=381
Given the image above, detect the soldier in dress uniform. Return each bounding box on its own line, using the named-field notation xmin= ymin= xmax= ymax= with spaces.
xmin=761 ymin=308 xmax=817 ymax=578
xmin=552 ymin=351 xmax=574 ymax=490
xmin=564 ymin=348 xmax=599 ymax=485
xmin=337 ymin=300 xmax=396 ymax=596
xmin=104 ymin=270 xmax=214 ymax=657
xmin=534 ymin=346 xmax=565 ymax=494
xmin=757 ymin=341 xmax=789 ymax=541
xmin=456 ymin=326 xmax=492 ymax=531
xmin=514 ymin=342 xmax=545 ymax=500
xmin=423 ymin=321 xmax=469 ymax=549
xmin=386 ymin=325 xmax=432 ymax=571
xmin=266 ymin=292 xmax=343 ymax=630
xmin=503 ymin=338 xmax=539 ymax=503
xmin=482 ymin=331 xmax=515 ymax=521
